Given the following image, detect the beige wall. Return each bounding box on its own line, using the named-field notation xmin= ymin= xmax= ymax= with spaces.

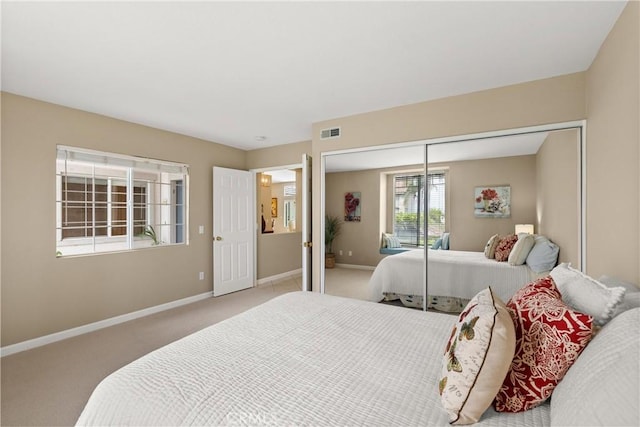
xmin=442 ymin=155 xmax=537 ymax=251
xmin=312 ymin=73 xmax=587 ymax=290
xmin=325 ymin=169 xmax=386 ymax=267
xmin=536 ymin=130 xmax=580 ymax=267
xmin=256 ymin=231 xmax=302 ymax=279
xmin=585 ymin=0 xmax=639 ymax=284
xmin=246 ymin=140 xmax=311 ymax=170
xmin=0 ymin=93 xmax=246 ymax=346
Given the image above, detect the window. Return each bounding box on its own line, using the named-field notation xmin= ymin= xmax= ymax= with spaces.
xmin=56 ymin=146 xmax=189 ymax=257
xmin=283 ymin=184 xmax=296 ymax=229
xmin=393 ymin=171 xmax=446 ymax=247
xmin=427 ymin=171 xmax=446 ymax=246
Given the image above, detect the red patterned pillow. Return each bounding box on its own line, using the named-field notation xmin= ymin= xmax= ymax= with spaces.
xmin=494 ymin=276 xmax=593 ymax=412
xmin=494 ymin=234 xmax=518 ymax=262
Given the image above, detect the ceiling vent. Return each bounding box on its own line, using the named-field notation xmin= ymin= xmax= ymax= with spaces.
xmin=320 ymin=127 xmax=341 ymax=139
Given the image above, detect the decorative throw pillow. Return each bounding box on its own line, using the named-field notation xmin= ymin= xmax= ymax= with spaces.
xmin=494 ymin=276 xmax=593 ymax=413
xmin=432 ymin=238 xmax=443 ymax=250
xmin=442 ymin=232 xmax=450 ymax=250
xmin=525 ymin=235 xmax=559 ymax=273
xmin=483 ymin=234 xmax=500 ymax=259
xmin=439 ymin=287 xmax=516 ymax=425
xmin=380 ymin=233 xmax=388 ymax=248
xmin=599 ymin=275 xmax=640 ymax=318
xmin=550 ymin=263 xmax=625 ymax=326
xmin=494 ymin=234 xmax=518 ymax=262
xmin=383 ymin=233 xmax=402 ymax=248
xmin=508 ymin=233 xmax=535 ymax=266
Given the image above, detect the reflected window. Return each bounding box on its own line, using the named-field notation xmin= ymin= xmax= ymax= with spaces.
xmin=393 ymin=171 xmax=446 ymax=247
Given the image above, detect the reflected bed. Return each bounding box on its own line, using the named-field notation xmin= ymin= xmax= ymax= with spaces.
xmin=368 ymin=249 xmax=546 ymax=311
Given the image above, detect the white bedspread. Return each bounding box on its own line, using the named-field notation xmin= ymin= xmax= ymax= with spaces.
xmin=77 ymin=292 xmax=549 ymax=426
xmin=369 ymin=249 xmax=541 ymax=305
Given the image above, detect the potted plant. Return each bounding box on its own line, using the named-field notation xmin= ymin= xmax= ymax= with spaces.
xmin=325 ymin=214 xmax=342 ymax=269
xmin=140 ymin=225 xmax=160 ymax=245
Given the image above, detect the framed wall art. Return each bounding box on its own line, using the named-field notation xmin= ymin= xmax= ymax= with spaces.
xmin=474 ymin=185 xmax=510 ymax=218
xmin=344 ymin=191 xmax=361 ymax=222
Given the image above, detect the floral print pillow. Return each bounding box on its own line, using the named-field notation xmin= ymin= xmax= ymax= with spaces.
xmin=494 ymin=276 xmax=594 ymax=412
xmin=494 ymin=234 xmax=518 ymax=262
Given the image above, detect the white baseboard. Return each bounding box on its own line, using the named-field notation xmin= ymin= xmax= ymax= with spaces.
xmin=334 ymin=263 xmax=376 ymax=271
xmin=256 ymin=268 xmax=302 ymax=286
xmin=0 ymin=291 xmax=213 ymax=358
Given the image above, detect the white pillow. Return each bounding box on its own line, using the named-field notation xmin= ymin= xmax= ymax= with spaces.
xmin=549 ymin=263 xmax=625 ymax=326
xmin=525 ymin=235 xmax=559 ymax=273
xmin=599 ymin=275 xmax=640 ymax=317
xmin=550 ymin=308 xmax=640 ymax=427
xmin=508 ymin=233 xmax=535 ymax=265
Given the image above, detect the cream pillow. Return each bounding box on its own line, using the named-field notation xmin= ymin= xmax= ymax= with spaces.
xmin=508 ymin=233 xmax=535 ymax=265
xmin=483 ymin=234 xmax=500 ymax=259
xmin=438 ymin=287 xmax=516 ymax=425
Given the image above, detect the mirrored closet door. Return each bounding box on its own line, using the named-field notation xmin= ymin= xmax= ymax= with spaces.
xmin=321 ymin=124 xmax=584 ymax=314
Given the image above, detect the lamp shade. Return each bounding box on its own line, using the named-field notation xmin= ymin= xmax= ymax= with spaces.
xmin=515 ymin=224 xmax=534 ymax=234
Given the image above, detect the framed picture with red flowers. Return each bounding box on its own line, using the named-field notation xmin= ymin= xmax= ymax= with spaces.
xmin=474 ymin=185 xmax=510 ymax=218
xmin=344 ymin=191 xmax=361 ymax=222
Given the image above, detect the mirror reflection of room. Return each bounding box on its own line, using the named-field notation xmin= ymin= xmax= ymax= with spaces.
xmin=323 ymin=128 xmax=581 ymax=312
xmin=259 ymin=169 xmax=301 ymax=234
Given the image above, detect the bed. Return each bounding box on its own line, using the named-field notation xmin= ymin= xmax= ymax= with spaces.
xmin=368 ymin=249 xmax=545 ymax=311
xmin=76 ymin=290 xmax=638 ymax=426
xmin=76 ymin=292 xmax=545 ymax=426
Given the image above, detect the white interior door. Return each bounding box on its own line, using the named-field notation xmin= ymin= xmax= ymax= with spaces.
xmin=213 ymin=167 xmax=254 ymax=296
xmin=301 ymin=154 xmax=312 ymax=291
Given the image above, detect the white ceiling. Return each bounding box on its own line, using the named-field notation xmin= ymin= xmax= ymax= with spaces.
xmin=1 ymin=1 xmax=626 ymax=151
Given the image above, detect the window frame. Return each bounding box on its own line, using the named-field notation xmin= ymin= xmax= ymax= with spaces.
xmin=56 ymin=146 xmax=189 ymax=257
xmin=392 ymin=169 xmax=447 ymax=248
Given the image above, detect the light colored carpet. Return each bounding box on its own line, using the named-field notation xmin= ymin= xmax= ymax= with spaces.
xmin=324 ymin=266 xmax=373 ymax=301
xmin=1 ymin=278 xmax=301 ymax=427
xmin=1 ymin=268 xmax=375 ymax=427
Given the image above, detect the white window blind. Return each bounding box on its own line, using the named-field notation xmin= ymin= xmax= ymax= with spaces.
xmin=56 ymin=146 xmax=189 ymax=257
xmin=427 ymin=171 xmax=446 ymax=246
xmin=393 ymin=170 xmax=446 ymax=247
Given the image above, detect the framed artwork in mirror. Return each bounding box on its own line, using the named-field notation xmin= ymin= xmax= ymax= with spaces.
xmin=344 ymin=191 xmax=361 ymax=222
xmin=474 ymin=185 xmax=510 ymax=218
xmin=271 ymin=197 xmax=278 ymax=217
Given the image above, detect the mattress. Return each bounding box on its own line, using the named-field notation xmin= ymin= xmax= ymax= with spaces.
xmin=369 ymin=249 xmax=542 ymax=306
xmin=76 ymin=292 xmax=549 ymax=426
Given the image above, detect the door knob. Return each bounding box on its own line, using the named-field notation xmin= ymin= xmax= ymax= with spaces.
xmin=215 ymin=236 xmax=222 ymax=241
